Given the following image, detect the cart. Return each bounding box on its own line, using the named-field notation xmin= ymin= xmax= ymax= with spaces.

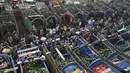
xmin=16 ymin=44 xmax=49 ymax=73
xmin=0 ymin=54 xmax=18 ymax=73
xmin=115 ymin=40 xmax=130 ymax=57
xmin=107 ymin=52 xmax=130 ymax=72
xmin=89 ymin=59 xmax=120 ymax=73
xmin=89 ymin=36 xmax=130 ymax=72
xmin=110 ymin=27 xmax=130 ymax=57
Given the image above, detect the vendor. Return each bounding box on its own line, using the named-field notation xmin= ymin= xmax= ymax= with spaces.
xmin=64 ymin=10 xmax=72 ymax=26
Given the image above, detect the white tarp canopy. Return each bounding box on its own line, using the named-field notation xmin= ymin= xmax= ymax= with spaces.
xmin=0 ymin=0 xmax=4 ymax=2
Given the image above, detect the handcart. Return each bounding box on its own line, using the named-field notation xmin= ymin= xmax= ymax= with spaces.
xmin=0 ymin=54 xmax=18 ymax=73
xmin=110 ymin=27 xmax=130 ymax=57
xmin=16 ymin=44 xmax=49 ymax=73
xmin=107 ymin=52 xmax=130 ymax=73
xmin=91 ymin=38 xmax=130 ymax=72
xmin=115 ymin=40 xmax=130 ymax=57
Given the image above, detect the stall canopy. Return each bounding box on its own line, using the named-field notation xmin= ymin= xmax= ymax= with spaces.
xmin=75 ymin=38 xmax=84 ymax=47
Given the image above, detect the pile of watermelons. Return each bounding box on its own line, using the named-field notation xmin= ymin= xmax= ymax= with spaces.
xmin=22 ymin=60 xmax=48 ymax=73
xmin=93 ymin=42 xmax=112 ymax=58
xmin=56 ymin=58 xmax=72 ymax=69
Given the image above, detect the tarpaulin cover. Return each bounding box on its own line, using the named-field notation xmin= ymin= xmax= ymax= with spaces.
xmin=120 ymin=33 xmax=130 ymax=41
xmin=63 ymin=65 xmax=76 ymax=71
xmin=80 ymin=46 xmax=93 ymax=56
xmin=24 ymin=18 xmax=32 ymax=31
xmin=0 ymin=54 xmax=16 ymax=73
xmin=88 ymin=59 xmax=102 ymax=68
xmin=75 ymin=38 xmax=84 ymax=47
xmin=116 ymin=61 xmax=130 ymax=69
xmin=106 ymin=53 xmax=130 ymax=69
xmin=106 ymin=52 xmax=118 ymax=60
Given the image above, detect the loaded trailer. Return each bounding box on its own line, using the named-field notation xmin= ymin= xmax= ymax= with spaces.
xmin=0 ymin=54 xmax=18 ymax=73
xmin=16 ymin=44 xmax=50 ymax=73
xmin=107 ymin=26 xmax=130 ymax=58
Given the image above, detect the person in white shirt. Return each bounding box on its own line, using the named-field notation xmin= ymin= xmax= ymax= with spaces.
xmin=88 ymin=17 xmax=95 ymax=25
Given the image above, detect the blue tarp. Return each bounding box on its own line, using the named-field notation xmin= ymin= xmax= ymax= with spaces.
xmin=121 ymin=33 xmax=130 ymax=41
xmin=116 ymin=61 xmax=130 ymax=69
xmin=106 ymin=53 xmax=130 ymax=69
xmin=63 ymin=65 xmax=76 ymax=71
xmin=75 ymin=38 xmax=84 ymax=47
xmin=62 ymin=62 xmax=84 ymax=72
xmin=75 ymin=38 xmax=93 ymax=56
xmin=106 ymin=52 xmax=118 ymax=60
xmin=88 ymin=59 xmax=102 ymax=68
xmin=80 ymin=46 xmax=93 ymax=56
